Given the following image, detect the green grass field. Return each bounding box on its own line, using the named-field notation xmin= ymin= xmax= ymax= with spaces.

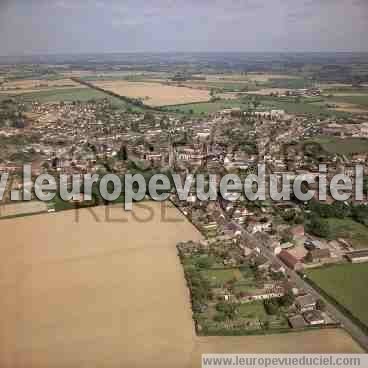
xmin=233 ymin=283 xmax=260 ymax=294
xmin=325 ymin=218 xmax=368 ymax=248
xmin=237 ymin=301 xmax=268 ymax=321
xmin=196 ymin=81 xmax=256 ymax=92
xmin=324 ymin=87 xmax=368 ymax=94
xmin=309 ymin=137 xmax=368 ymax=155
xmin=328 ymin=95 xmax=368 ymax=108
xmin=164 ymin=100 xmax=250 ymax=115
xmin=165 ymin=95 xmax=351 ymax=117
xmin=6 ymin=87 xmax=139 ymax=110
xmin=263 ymin=78 xmax=313 ymax=89
xmin=202 ymin=268 xmax=242 ymax=287
xmin=306 ymin=263 xmax=368 ymax=326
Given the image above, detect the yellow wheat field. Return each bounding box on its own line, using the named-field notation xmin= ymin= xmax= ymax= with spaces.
xmin=0 ymin=78 xmax=85 ymax=94
xmin=92 ymin=80 xmax=211 ymax=106
xmin=0 ymin=202 xmax=363 ymax=368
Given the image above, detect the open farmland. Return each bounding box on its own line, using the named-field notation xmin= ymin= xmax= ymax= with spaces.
xmin=188 ymin=329 xmax=362 ymax=367
xmin=4 ymin=88 xmax=104 ymax=102
xmin=165 ymin=95 xmax=351 ymax=117
xmin=0 ymin=201 xmax=48 ymax=219
xmin=319 ymin=89 xmax=368 ymax=113
xmin=8 ymin=87 xmax=139 ymax=110
xmin=329 ymin=103 xmax=368 ymax=114
xmin=0 ymin=202 xmax=363 ymax=368
xmin=246 ymin=73 xmax=299 ymax=82
xmin=306 ymin=264 xmax=368 ymax=328
xmin=91 ymin=80 xmax=211 ymax=106
xmin=0 ymin=78 xmax=84 ymax=94
xmin=309 ymin=137 xmax=368 ymax=155
xmin=327 ymin=95 xmax=368 ymax=113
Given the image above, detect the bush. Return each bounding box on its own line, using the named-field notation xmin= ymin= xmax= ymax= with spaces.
xmin=264 ymin=300 xmax=279 ymax=315
xmin=307 ymin=216 xmax=333 ymax=239
xmin=279 ymin=291 xmax=295 ymax=308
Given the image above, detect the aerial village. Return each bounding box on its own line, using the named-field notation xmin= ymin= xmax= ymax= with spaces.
xmin=1 ymin=90 xmax=368 ymax=336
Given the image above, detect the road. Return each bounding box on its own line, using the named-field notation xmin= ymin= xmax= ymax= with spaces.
xmin=228 ymin=215 xmax=368 ymax=352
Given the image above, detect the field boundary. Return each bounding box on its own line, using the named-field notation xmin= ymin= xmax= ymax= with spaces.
xmin=161 ymin=100 xmax=216 ymax=109
xmin=199 ymin=324 xmax=341 ymax=337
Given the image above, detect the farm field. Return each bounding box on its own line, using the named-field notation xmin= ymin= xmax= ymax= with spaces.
xmin=262 ymin=78 xmax=313 ymax=89
xmin=245 ymin=88 xmax=290 ymax=96
xmin=188 ymin=329 xmax=363 ymax=366
xmin=165 ymin=96 xmax=350 ymax=117
xmin=310 ymin=137 xmax=368 ymax=155
xmin=189 ymin=73 xmax=296 ymax=83
xmin=0 ymin=202 xmax=362 ymax=368
xmin=5 ymin=87 xmax=138 ymax=110
xmin=328 ymin=103 xmax=368 ymax=114
xmin=63 ymin=70 xmax=169 ymax=80
xmin=91 ymin=80 xmax=211 ymax=106
xmin=165 ymin=100 xmax=249 ymax=115
xmin=179 ymin=81 xmax=253 ymax=92
xmin=0 ymin=202 xmax=202 ymax=368
xmin=327 ymin=95 xmax=368 ymax=113
xmin=170 ymin=74 xmax=309 ymax=92
xmin=0 ymin=78 xmax=84 ymax=94
xmin=0 ymin=201 xmax=48 ymax=219
xmin=319 ymin=90 xmax=368 ymax=113
xmin=244 ymin=73 xmax=299 ymax=82
xmin=306 ymin=263 xmax=368 ymax=327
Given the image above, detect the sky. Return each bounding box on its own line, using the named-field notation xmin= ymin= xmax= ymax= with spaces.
xmin=0 ymin=0 xmax=367 ymax=55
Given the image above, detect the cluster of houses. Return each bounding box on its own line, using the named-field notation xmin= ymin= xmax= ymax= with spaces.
xmin=288 ymin=294 xmax=327 ymax=328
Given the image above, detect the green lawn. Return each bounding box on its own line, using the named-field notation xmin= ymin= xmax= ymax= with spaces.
xmin=233 ymin=283 xmax=260 ymax=294
xmin=306 ymin=263 xmax=368 ymax=326
xmin=310 ymin=137 xmax=368 ymax=155
xmin=237 ymin=301 xmax=268 ymax=321
xmin=325 ymin=218 xmax=368 ymax=248
xmin=202 ymin=268 xmax=242 ymax=286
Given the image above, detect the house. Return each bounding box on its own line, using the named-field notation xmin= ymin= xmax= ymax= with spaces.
xmin=201 ymin=222 xmax=218 ymax=237
xmin=346 ymin=249 xmax=368 ymax=264
xmin=288 ymin=315 xmax=307 ymax=329
xmin=295 ymin=294 xmax=316 ymax=313
xmin=303 ymin=310 xmax=325 ymax=325
xmin=242 ymin=286 xmax=285 ymax=302
xmin=270 ymin=262 xmax=286 ymax=274
xmin=278 ymin=250 xmax=303 ymax=271
xmin=252 ymin=254 xmax=270 ymax=270
xmin=247 ymin=221 xmax=272 ymax=234
xmin=307 ymin=248 xmax=331 ymax=262
xmin=280 ymin=242 xmax=294 ymax=250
